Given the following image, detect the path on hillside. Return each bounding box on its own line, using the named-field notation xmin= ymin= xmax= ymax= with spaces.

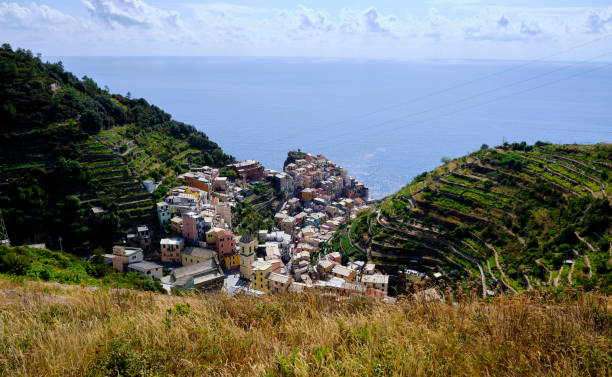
xmin=553 ymin=265 xmax=564 ymax=287
xmin=584 ymin=255 xmax=593 ymax=279
xmin=567 ymin=262 xmax=575 ymax=285
xmin=575 ymin=232 xmax=598 ymax=253
xmin=523 ymin=274 xmax=533 ymax=290
xmin=534 ymin=258 xmax=552 ymax=287
xmin=485 ymin=241 xmax=518 ymax=294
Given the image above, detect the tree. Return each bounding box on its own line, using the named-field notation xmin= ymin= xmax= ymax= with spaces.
xmin=80 ymin=110 xmax=103 ymax=134
xmin=441 ymin=157 xmax=452 ymax=164
xmin=97 ymin=211 xmax=120 ymax=248
xmin=480 ymin=144 xmax=489 ymax=150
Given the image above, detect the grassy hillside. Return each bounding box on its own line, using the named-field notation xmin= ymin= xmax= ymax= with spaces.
xmin=0 ymin=44 xmax=234 ymax=251
xmin=332 ymin=143 xmax=612 ymax=294
xmin=0 ymin=278 xmax=609 ymax=377
xmin=0 ymin=245 xmax=162 ymax=292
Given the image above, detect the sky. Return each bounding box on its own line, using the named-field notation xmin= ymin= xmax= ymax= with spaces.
xmin=1 ymin=0 xmax=612 ymax=60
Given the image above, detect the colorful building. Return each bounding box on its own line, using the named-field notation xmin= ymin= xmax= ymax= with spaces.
xmin=205 ymin=227 xmax=222 ymax=246
xmin=301 ymin=188 xmax=314 ymax=202
xmin=215 ymin=229 xmax=236 ymax=261
xmin=111 ymin=246 xmax=143 ymax=272
xmin=181 ymin=172 xmax=211 ymax=193
xmin=136 ymin=225 xmax=151 ymax=251
xmin=331 ymin=264 xmax=357 ymax=282
xmin=267 ymin=272 xmax=293 ymax=294
xmin=156 ymin=202 xmax=171 ymax=225
xmin=280 ymin=216 xmax=295 ymax=235
xmin=182 ymin=212 xmax=203 ymax=242
xmin=251 ymin=259 xmax=275 ymax=292
xmin=181 ymin=246 xmax=216 ymax=266
xmin=160 ymin=237 xmax=185 ymax=263
xmin=230 ymin=160 xmax=264 ymax=181
xmin=224 ymin=253 xmax=240 ymax=270
xmin=239 ymin=232 xmax=257 ymax=279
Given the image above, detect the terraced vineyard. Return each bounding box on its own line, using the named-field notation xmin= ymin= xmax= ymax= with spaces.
xmin=334 ymin=143 xmax=612 ymax=295
xmin=0 ymin=45 xmax=233 ymax=250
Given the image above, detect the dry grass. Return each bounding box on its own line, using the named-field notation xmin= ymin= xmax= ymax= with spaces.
xmin=0 ymin=279 xmax=610 ymax=377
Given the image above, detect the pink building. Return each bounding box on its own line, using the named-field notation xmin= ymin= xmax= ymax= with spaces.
xmin=182 ymin=212 xmax=202 ymax=241
xmin=215 ymin=229 xmax=236 ymax=261
xmin=230 ymin=160 xmax=264 ymax=181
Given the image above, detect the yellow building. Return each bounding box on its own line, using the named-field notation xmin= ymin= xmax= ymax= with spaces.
xmin=224 ymin=253 xmax=240 ymax=270
xmin=301 ymin=188 xmax=313 ymax=202
xmin=181 ymin=247 xmax=215 ymax=266
xmin=239 ymin=232 xmax=257 ymax=279
xmin=206 ymin=227 xmax=222 ymax=246
xmin=251 ymin=259 xmax=275 ymax=292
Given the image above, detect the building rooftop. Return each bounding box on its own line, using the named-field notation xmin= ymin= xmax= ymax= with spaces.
xmin=332 ymin=264 xmax=354 ymax=278
xmin=182 ymin=247 xmax=216 ymax=260
xmin=240 ymin=231 xmax=253 ymax=243
xmin=113 ymin=246 xmax=143 ymax=257
xmin=328 ymin=251 xmax=341 ymax=260
xmin=252 ymin=259 xmax=273 ymax=272
xmin=91 ymin=206 xmax=105 ymax=215
xmin=267 ymin=272 xmax=291 ymax=284
xmin=361 ymin=274 xmax=389 ymax=285
xmin=231 ymin=160 xmax=260 ymax=168
xmin=172 ymin=259 xmax=219 ymax=278
xmin=128 ymin=261 xmax=163 ymax=272
xmin=161 ymin=258 xmax=222 ymax=287
xmin=160 ymin=237 xmax=184 ymax=245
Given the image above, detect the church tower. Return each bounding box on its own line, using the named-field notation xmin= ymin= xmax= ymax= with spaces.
xmin=239 ymin=232 xmax=257 ymax=280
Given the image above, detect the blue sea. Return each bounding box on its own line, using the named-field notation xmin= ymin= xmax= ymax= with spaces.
xmin=53 ymin=56 xmax=612 ymax=198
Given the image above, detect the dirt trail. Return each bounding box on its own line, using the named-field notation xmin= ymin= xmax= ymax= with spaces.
xmin=567 ymin=262 xmax=575 ymax=285
xmin=523 ymin=274 xmax=533 ymax=290
xmin=584 ymin=255 xmax=593 ymax=279
xmin=553 ymin=265 xmax=564 ymax=287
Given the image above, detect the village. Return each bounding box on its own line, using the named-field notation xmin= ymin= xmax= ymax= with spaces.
xmin=100 ymin=152 xmax=405 ymax=301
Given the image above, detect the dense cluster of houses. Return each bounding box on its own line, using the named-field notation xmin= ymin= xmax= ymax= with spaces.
xmin=106 ymin=153 xmax=398 ymax=300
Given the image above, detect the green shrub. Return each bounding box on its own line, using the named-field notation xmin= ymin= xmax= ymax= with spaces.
xmin=0 ymin=247 xmax=31 ymax=275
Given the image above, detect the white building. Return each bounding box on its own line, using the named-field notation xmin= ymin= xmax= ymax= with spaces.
xmin=127 ymin=261 xmax=164 ymax=280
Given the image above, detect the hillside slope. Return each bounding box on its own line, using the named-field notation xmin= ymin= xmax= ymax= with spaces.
xmin=0 ymin=278 xmax=609 ymax=377
xmin=0 ymin=245 xmax=163 ymax=292
xmin=334 ymin=143 xmax=612 ymax=294
xmin=0 ymin=44 xmax=234 ymax=251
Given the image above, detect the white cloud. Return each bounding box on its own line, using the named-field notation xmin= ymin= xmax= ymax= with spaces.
xmin=0 ymin=2 xmax=86 ymax=30
xmin=82 ymin=0 xmax=183 ymax=29
xmin=585 ymin=7 xmax=612 ymax=34
xmin=1 ymin=1 xmax=611 ymax=59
